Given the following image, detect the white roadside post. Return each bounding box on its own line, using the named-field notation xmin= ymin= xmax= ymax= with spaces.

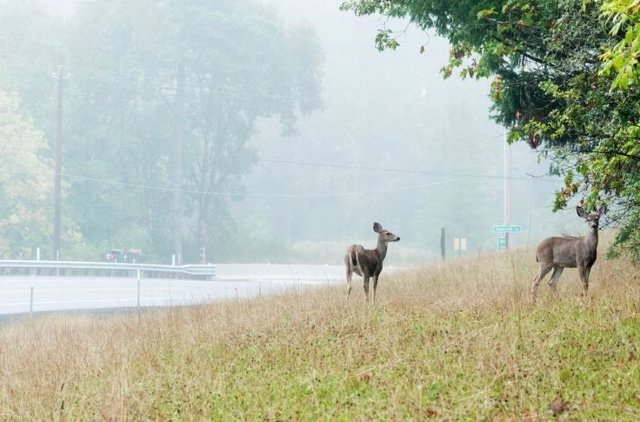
xmin=453 ymin=238 xmax=467 ymax=258
xmin=137 ymin=269 xmax=141 ymax=309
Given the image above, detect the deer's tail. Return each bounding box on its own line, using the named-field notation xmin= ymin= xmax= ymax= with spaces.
xmin=350 ymin=250 xmax=359 ymax=267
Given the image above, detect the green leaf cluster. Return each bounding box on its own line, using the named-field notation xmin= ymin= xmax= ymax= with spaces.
xmin=0 ymin=92 xmax=55 ymax=257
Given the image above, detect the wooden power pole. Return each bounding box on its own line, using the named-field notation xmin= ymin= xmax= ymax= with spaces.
xmin=53 ymin=66 xmax=64 ymax=260
xmin=172 ymin=63 xmax=185 ymax=264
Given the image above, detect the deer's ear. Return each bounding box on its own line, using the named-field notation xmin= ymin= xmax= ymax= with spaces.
xmin=598 ymin=204 xmax=607 ymax=215
xmin=576 ymin=206 xmax=587 ymax=218
xmin=373 ymin=222 xmax=382 ymax=233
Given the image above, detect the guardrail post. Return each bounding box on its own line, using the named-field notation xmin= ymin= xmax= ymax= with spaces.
xmin=137 ymin=269 xmax=141 ymax=308
xmin=55 ymin=250 xmax=60 ymax=276
xmin=29 ymin=286 xmax=34 ymax=314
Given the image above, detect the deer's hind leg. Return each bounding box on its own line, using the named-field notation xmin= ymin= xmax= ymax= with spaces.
xmin=346 ymin=267 xmax=353 ymax=299
xmin=531 ymin=264 xmax=553 ymax=301
xmin=548 ymin=266 xmax=564 ymax=295
xmin=363 ymin=275 xmax=370 ymax=303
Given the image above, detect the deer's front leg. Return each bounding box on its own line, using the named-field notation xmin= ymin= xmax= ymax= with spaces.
xmin=578 ymin=266 xmax=590 ymax=297
xmin=372 ymin=274 xmax=380 ymax=305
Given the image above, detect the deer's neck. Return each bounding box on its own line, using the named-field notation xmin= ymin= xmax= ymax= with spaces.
xmin=376 ymin=238 xmax=388 ymax=262
xmin=586 ymin=226 xmax=599 ymax=250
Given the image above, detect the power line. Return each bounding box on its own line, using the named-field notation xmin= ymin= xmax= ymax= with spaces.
xmin=59 ymin=171 xmax=473 ymax=198
xmin=257 ymin=158 xmax=560 ymax=183
xmin=57 ymin=154 xmax=559 ymax=197
xmin=6 ymin=152 xmax=561 ymax=199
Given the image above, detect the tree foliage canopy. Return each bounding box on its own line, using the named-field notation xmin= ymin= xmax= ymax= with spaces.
xmin=341 ymin=0 xmax=640 ymax=261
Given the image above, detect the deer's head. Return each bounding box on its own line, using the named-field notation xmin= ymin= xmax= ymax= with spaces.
xmin=577 ymin=204 xmax=607 ymax=229
xmin=373 ymin=222 xmax=400 ymax=243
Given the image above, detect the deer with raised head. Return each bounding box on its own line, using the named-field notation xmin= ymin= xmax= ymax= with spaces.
xmin=344 ymin=222 xmax=400 ymax=303
xmin=531 ymin=204 xmax=607 ymax=300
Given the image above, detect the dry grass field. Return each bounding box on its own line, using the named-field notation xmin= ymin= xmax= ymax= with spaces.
xmin=1 ymin=247 xmax=639 ymax=420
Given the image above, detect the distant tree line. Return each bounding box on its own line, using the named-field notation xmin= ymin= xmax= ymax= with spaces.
xmin=0 ymin=0 xmax=322 ymax=262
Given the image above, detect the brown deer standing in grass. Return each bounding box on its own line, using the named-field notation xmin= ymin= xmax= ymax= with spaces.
xmin=344 ymin=222 xmax=400 ymax=304
xmin=531 ymin=204 xmax=607 ymax=300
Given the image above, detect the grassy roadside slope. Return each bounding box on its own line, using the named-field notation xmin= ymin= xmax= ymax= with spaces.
xmin=1 ymin=249 xmax=639 ymax=420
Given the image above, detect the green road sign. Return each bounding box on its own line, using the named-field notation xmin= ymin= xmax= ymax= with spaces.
xmin=497 ymin=236 xmax=507 ymax=250
xmin=493 ymin=224 xmax=522 ymax=233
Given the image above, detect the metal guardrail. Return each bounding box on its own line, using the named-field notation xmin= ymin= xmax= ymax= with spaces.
xmin=0 ymin=260 xmax=216 ymax=280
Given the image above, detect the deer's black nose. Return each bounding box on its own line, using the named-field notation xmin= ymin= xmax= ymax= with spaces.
xmin=397 ymin=237 xmax=401 ymax=241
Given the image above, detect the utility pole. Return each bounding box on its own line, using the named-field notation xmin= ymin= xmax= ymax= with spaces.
xmin=53 ymin=66 xmax=64 ymax=260
xmin=172 ymin=62 xmax=185 ymax=264
xmin=503 ymin=133 xmax=512 ymax=249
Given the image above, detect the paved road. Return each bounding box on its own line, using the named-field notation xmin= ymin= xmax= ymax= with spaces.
xmin=0 ymin=264 xmax=345 ymax=317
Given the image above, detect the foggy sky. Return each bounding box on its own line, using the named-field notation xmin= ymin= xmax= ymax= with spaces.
xmin=36 ymin=0 xmax=584 ymax=264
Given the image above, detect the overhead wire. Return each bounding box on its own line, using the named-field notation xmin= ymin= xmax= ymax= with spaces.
xmin=59 ymin=171 xmax=477 ymax=198
xmin=50 ymin=154 xmax=558 ymax=198
xmin=257 ymin=158 xmax=559 ymax=183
